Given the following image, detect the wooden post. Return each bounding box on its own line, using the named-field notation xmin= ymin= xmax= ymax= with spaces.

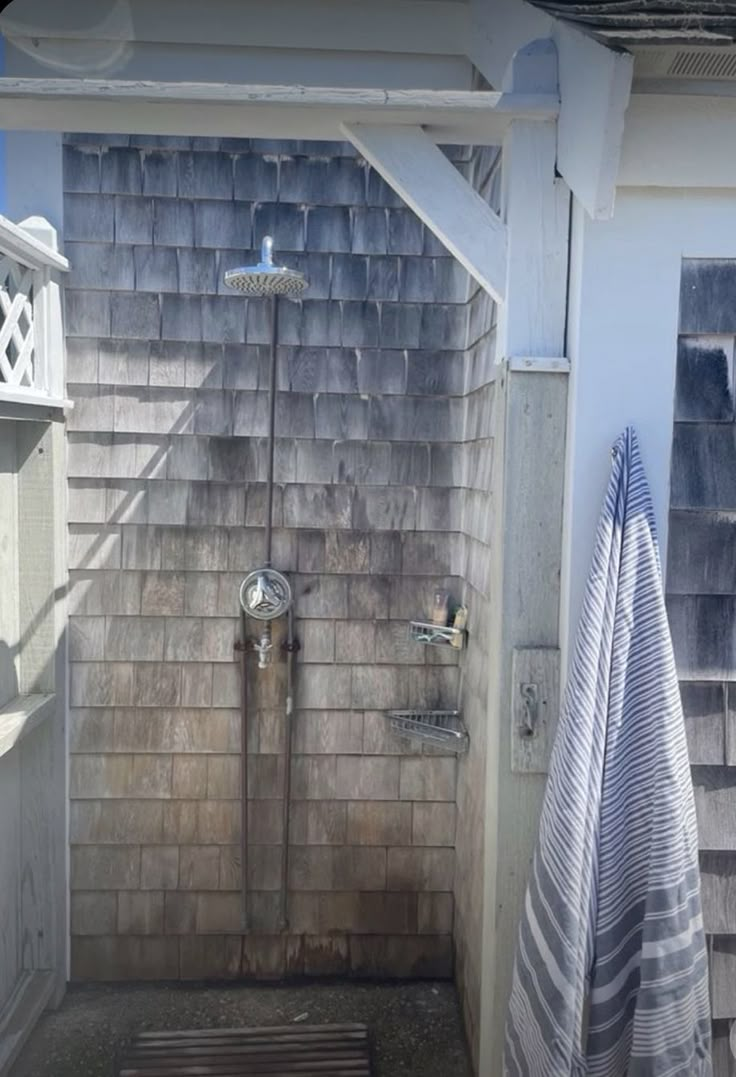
xmin=0 ymin=217 xmax=68 ymax=1075
xmin=478 ymin=40 xmax=571 ymax=1073
xmin=0 ymin=419 xmax=68 ymax=1075
xmin=18 ymin=216 xmax=66 ymax=404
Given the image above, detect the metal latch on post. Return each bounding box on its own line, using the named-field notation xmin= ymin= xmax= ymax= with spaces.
xmin=511 ymin=646 xmax=561 ymax=773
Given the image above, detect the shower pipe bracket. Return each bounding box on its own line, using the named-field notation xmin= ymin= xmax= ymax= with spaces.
xmin=233 ymin=637 xmax=301 ymax=655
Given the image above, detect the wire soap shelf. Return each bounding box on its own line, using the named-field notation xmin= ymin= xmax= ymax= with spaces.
xmin=386 ymin=709 xmax=469 ymax=754
xmin=409 ymin=620 xmax=466 ymax=649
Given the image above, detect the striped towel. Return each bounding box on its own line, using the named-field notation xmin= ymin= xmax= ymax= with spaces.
xmin=504 ymin=427 xmax=711 ymax=1077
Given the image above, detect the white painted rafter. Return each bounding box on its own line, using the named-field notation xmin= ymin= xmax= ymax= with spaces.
xmin=554 ymin=22 xmax=633 ymax=219
xmin=0 ymin=78 xmax=558 ymax=145
xmin=342 ymin=122 xmax=509 ymax=302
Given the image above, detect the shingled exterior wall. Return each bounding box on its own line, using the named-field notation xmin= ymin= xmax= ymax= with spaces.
xmin=667 ymin=259 xmax=736 ymax=1074
xmin=63 ymin=134 xmax=496 ymax=1028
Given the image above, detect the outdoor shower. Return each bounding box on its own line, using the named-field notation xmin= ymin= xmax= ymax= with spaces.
xmin=225 ymin=236 xmax=308 ymax=932
xmin=226 ymin=235 xmax=306 ymax=668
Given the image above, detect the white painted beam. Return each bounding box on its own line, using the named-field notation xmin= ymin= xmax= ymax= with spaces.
xmin=479 ymin=44 xmax=571 ymax=1074
xmin=554 ymin=22 xmax=633 ymax=220
xmin=0 ymin=78 xmax=559 ymax=146
xmin=0 ymin=78 xmax=558 ymax=116
xmin=342 ymin=122 xmax=508 ymax=302
xmin=495 ymin=45 xmax=569 ymax=359
xmin=0 ymin=0 xmax=470 ymax=56
xmin=466 ymin=0 xmax=551 ymax=89
xmin=497 ymin=121 xmax=569 ymax=356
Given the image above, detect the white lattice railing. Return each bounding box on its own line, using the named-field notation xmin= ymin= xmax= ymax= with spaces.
xmin=0 ymin=214 xmax=68 ymax=409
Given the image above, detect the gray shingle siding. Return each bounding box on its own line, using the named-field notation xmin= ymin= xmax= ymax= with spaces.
xmin=667 ymin=257 xmax=736 ymax=1067
xmin=64 ymin=130 xmax=499 ymax=1042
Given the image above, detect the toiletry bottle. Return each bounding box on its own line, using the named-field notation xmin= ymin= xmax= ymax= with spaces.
xmin=451 ymin=605 xmax=468 ymax=647
xmin=431 ymin=590 xmax=450 ymax=626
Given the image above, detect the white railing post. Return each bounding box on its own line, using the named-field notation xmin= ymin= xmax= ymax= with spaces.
xmin=0 ymin=213 xmax=68 ymax=410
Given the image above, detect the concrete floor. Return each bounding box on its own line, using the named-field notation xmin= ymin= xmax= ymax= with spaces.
xmin=10 ymin=980 xmax=472 ymax=1077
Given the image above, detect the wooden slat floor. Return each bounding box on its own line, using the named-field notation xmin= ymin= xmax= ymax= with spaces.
xmin=118 ymin=1022 xmax=371 ymax=1076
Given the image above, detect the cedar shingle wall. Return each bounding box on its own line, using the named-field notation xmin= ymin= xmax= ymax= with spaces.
xmin=667 ymin=259 xmax=736 ymax=1069
xmin=63 ymin=130 xmax=497 ymax=1015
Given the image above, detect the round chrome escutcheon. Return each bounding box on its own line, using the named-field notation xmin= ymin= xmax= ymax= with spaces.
xmin=239 ymin=568 xmax=292 ymax=620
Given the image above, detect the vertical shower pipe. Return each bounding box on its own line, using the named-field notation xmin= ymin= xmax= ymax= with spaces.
xmin=264 ymin=291 xmax=295 ymax=930
xmin=264 ymin=293 xmax=278 ymax=568
xmin=237 ymin=608 xmax=249 ymax=932
xmin=238 ymin=294 xmax=279 ymax=933
xmin=235 ymin=296 xmax=278 ymax=934
xmin=228 ymin=238 xmax=306 ymax=938
xmin=281 ymin=603 xmax=296 ymax=930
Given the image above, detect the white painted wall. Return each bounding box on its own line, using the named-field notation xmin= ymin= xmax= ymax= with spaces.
xmin=0 ymin=0 xmax=474 ymax=90
xmin=562 ymin=186 xmax=736 ymax=667
xmin=4 ymin=39 xmax=473 ymax=91
xmin=4 ymin=131 xmax=62 ymax=233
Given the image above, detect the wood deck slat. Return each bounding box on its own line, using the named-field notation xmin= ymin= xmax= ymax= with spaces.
xmin=137 ymin=1023 xmax=367 ymax=1036
xmin=118 ymin=1023 xmax=372 ymax=1077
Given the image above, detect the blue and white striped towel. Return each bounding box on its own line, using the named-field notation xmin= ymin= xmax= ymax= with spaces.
xmin=504 ymin=427 xmax=711 ymax=1076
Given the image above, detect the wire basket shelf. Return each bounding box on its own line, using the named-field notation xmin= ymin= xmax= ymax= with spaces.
xmin=409 ymin=620 xmax=466 ymax=650
xmin=386 ymin=709 xmax=469 ymax=753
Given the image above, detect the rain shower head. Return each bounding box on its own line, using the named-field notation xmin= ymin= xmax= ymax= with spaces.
xmin=224 ymin=235 xmax=308 ymax=297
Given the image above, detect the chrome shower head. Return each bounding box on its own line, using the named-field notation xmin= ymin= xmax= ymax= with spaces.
xmin=224 ymin=235 xmax=308 ymax=297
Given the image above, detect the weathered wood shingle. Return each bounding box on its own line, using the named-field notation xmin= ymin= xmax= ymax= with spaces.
xmin=64 ymin=132 xmax=496 ymax=1023
xmin=667 ymin=259 xmax=736 ymax=1059
xmin=680 ymin=683 xmax=727 ymax=765
xmin=668 ymin=511 xmax=736 ymax=595
xmin=671 ymin=425 xmax=736 ymax=510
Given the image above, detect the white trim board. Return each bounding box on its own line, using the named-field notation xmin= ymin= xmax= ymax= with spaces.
xmin=555 ymin=22 xmax=633 ymax=219
xmin=0 ymin=78 xmax=558 ymax=145
xmin=507 ymin=356 xmax=570 ymax=373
